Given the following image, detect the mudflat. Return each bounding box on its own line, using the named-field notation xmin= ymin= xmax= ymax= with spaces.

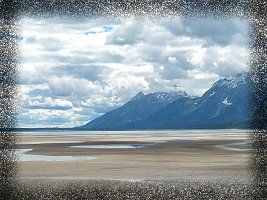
xmin=17 ymin=130 xmax=250 ymax=182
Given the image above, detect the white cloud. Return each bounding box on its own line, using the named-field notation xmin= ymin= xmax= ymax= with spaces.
xmin=186 ymin=47 xmax=206 ymax=66
xmin=19 ymin=17 xmax=248 ymax=127
xmin=168 ymin=56 xmax=178 ymax=64
xmin=19 ymin=109 xmax=87 ymax=128
xmin=27 ymin=96 xmax=73 ymax=110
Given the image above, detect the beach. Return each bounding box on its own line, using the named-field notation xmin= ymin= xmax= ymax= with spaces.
xmin=17 ymin=130 xmax=250 ymax=182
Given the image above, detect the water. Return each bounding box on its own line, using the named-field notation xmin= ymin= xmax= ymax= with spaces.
xmin=20 ymin=141 xmax=80 ymax=145
xmin=18 ymin=129 xmax=248 ymax=137
xmin=216 ymin=142 xmax=250 ymax=152
xmin=18 ymin=149 xmax=96 ymax=162
xmin=17 ymin=129 xmax=249 ymax=161
xmin=70 ymin=144 xmax=144 ymax=149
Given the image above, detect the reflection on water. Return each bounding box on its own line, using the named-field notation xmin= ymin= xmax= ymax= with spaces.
xmin=18 ymin=149 xmax=96 ymax=161
xmin=70 ymin=144 xmax=144 ymax=149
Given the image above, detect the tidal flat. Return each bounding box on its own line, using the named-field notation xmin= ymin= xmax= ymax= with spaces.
xmin=17 ymin=129 xmax=249 ymax=182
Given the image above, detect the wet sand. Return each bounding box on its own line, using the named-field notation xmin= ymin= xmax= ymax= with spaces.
xmin=17 ymin=130 xmax=250 ymax=182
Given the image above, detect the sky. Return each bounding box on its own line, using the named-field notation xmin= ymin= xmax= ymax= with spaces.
xmin=19 ymin=17 xmax=248 ymax=128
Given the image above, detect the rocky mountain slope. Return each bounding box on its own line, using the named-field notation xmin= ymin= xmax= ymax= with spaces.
xmin=79 ymin=73 xmax=250 ymax=130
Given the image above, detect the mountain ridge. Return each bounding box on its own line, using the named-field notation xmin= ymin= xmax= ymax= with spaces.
xmin=79 ymin=73 xmax=251 ymax=130
xmin=80 ymin=90 xmax=189 ymax=130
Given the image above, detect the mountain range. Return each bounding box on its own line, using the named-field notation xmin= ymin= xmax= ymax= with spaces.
xmin=79 ymin=73 xmax=251 ymax=130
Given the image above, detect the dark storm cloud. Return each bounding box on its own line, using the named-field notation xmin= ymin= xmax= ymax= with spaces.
xmin=163 ymin=18 xmax=247 ymax=46
xmin=51 ymin=64 xmax=108 ymax=82
xmin=26 ymin=105 xmax=72 ymax=110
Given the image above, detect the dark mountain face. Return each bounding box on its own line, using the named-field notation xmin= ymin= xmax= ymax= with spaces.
xmin=80 ymin=91 xmax=189 ymax=130
xmin=137 ymin=73 xmax=251 ymax=129
xmin=79 ymin=73 xmax=251 ymax=130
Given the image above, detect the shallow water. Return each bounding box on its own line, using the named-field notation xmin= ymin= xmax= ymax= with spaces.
xmin=216 ymin=142 xmax=250 ymax=152
xmin=18 ymin=129 xmax=248 ymax=137
xmin=17 ymin=129 xmax=249 ymax=161
xmin=70 ymin=144 xmax=144 ymax=149
xmin=18 ymin=149 xmax=96 ymax=161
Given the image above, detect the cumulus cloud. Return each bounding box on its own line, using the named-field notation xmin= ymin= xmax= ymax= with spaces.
xmin=26 ymin=96 xmax=73 ymax=110
xmin=168 ymin=56 xmax=178 ymax=64
xmin=19 ymin=109 xmax=85 ymax=128
xmin=19 ymin=17 xmax=248 ymax=128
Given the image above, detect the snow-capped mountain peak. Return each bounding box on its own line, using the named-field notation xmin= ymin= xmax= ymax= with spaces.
xmin=80 ymin=73 xmax=249 ymax=130
xmin=226 ymin=73 xmax=249 ymax=88
xmin=130 ymin=91 xmax=189 ymax=104
xmin=211 ymin=72 xmax=249 ymax=89
xmin=130 ymin=91 xmax=145 ymax=101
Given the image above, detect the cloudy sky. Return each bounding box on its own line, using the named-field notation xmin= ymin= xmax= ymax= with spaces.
xmin=19 ymin=17 xmax=248 ymax=128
